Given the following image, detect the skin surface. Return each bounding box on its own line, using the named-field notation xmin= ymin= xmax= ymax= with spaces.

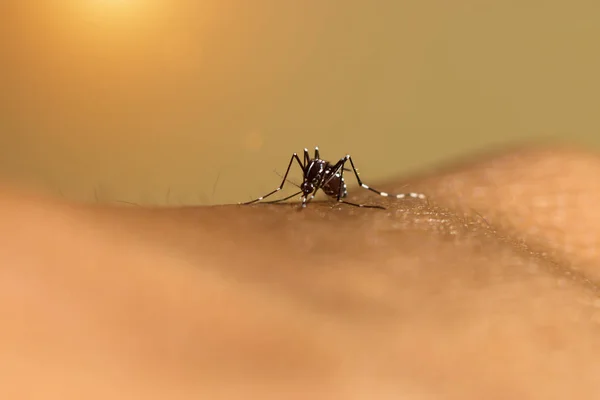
xmin=1 ymin=145 xmax=600 ymax=399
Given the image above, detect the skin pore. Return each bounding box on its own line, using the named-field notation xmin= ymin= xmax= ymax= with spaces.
xmin=1 ymin=145 xmax=600 ymax=399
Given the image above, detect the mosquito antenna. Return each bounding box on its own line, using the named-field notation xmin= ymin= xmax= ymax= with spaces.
xmin=114 ymin=200 xmax=142 ymax=207
xmin=165 ymin=186 xmax=171 ymax=205
xmin=272 ymin=169 xmax=301 ymax=189
xmin=212 ymin=171 xmax=221 ymax=199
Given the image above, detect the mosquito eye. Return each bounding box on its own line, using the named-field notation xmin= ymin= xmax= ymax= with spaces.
xmin=301 ymin=182 xmax=313 ymax=191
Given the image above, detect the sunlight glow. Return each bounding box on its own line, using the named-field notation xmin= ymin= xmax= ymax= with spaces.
xmin=75 ymin=0 xmax=161 ymax=33
xmin=86 ymin=0 xmax=139 ymax=15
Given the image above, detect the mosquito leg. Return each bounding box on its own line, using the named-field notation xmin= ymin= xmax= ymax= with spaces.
xmin=345 ymin=155 xmax=426 ymax=200
xmin=314 ymin=146 xmax=320 ymax=159
xmin=338 ymin=200 xmax=386 ymax=210
xmin=300 ymin=192 xmax=313 ymax=208
xmin=303 ymin=148 xmax=310 ymax=166
xmin=240 ymin=153 xmax=304 ymax=205
xmin=301 ymin=185 xmax=322 ymax=208
xmin=262 ymin=190 xmax=303 ymax=204
xmin=253 ymin=168 xmax=302 ymax=204
xmin=263 ymin=171 xmax=304 ymax=204
xmin=319 ymin=158 xmax=345 ymax=190
xmin=325 ymin=159 xmax=382 ymax=209
xmin=336 ymin=159 xmax=348 ymax=202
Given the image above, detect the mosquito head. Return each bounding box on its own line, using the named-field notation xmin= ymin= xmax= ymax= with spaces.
xmin=300 ymin=181 xmax=315 ymax=196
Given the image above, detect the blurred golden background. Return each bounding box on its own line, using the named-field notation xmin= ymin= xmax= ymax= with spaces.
xmin=1 ymin=1 xmax=599 ymax=205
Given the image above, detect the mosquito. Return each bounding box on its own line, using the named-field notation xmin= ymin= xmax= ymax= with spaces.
xmin=239 ymin=147 xmax=426 ymax=209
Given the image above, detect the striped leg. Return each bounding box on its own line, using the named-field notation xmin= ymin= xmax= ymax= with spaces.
xmin=345 ymin=155 xmax=426 ymax=200
xmin=319 ymin=157 xmax=387 ymax=210
xmin=263 ymin=190 xmax=303 ymax=204
xmin=240 ymin=153 xmax=304 ymax=205
xmin=256 ymin=170 xmax=303 ymax=205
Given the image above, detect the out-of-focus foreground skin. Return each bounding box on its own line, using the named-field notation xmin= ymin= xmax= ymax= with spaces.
xmin=1 ymin=145 xmax=600 ymax=399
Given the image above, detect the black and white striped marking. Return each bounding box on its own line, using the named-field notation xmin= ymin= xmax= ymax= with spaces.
xmin=240 ymin=147 xmax=426 ymax=209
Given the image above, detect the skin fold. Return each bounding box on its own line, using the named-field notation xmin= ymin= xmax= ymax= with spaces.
xmin=1 ymin=145 xmax=600 ymax=399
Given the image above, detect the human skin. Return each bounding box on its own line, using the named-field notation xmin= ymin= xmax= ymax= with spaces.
xmin=1 ymin=145 xmax=600 ymax=399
